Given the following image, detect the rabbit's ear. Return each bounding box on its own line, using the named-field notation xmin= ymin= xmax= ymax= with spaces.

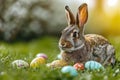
xmin=76 ymin=3 xmax=88 ymax=28
xmin=65 ymin=6 xmax=75 ymax=25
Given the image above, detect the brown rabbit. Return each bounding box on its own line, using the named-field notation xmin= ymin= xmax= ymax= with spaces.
xmin=47 ymin=3 xmax=116 ymax=68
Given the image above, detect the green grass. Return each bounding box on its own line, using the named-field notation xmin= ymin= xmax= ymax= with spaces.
xmin=0 ymin=36 xmax=120 ymax=80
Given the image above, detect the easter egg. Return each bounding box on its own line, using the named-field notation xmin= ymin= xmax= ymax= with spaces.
xmin=61 ymin=66 xmax=78 ymax=77
xmin=12 ymin=60 xmax=29 ymax=69
xmin=30 ymin=57 xmax=46 ymax=68
xmin=85 ymin=61 xmax=104 ymax=70
xmin=47 ymin=60 xmax=67 ymax=68
xmin=36 ymin=53 xmax=48 ymax=59
xmin=57 ymin=54 xmax=62 ymax=59
xmin=73 ymin=63 xmax=84 ymax=70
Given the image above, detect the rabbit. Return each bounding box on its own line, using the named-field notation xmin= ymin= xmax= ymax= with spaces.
xmin=47 ymin=3 xmax=116 ymax=68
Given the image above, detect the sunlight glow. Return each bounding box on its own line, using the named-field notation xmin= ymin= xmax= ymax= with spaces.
xmin=103 ymin=0 xmax=119 ymax=17
xmin=107 ymin=0 xmax=118 ymax=7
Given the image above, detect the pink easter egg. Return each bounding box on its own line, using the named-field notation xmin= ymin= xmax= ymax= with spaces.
xmin=36 ymin=53 xmax=48 ymax=59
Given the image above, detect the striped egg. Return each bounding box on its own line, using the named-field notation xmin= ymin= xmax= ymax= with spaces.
xmin=36 ymin=53 xmax=48 ymax=59
xmin=30 ymin=57 xmax=46 ymax=68
xmin=85 ymin=61 xmax=104 ymax=70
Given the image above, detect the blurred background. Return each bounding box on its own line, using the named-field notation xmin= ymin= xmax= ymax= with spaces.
xmin=0 ymin=0 xmax=120 ymax=41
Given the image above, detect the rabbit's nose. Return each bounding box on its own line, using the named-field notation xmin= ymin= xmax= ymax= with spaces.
xmin=61 ymin=42 xmax=67 ymax=48
xmin=60 ymin=39 xmax=67 ymax=47
xmin=60 ymin=39 xmax=72 ymax=48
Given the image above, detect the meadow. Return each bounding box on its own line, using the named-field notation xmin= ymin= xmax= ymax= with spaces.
xmin=0 ymin=36 xmax=120 ymax=80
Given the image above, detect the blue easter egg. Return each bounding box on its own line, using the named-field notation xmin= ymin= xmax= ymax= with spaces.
xmin=85 ymin=61 xmax=104 ymax=70
xmin=57 ymin=54 xmax=62 ymax=59
xmin=61 ymin=66 xmax=78 ymax=77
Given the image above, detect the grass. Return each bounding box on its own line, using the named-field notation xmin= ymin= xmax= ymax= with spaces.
xmin=0 ymin=36 xmax=120 ymax=80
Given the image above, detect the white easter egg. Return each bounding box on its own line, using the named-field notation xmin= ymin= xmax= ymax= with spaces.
xmin=12 ymin=60 xmax=29 ymax=69
xmin=57 ymin=54 xmax=62 ymax=59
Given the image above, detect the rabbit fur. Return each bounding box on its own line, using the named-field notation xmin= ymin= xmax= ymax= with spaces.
xmin=47 ymin=3 xmax=116 ymax=68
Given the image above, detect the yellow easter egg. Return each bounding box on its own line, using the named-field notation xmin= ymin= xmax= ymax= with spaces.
xmin=47 ymin=60 xmax=67 ymax=68
xmin=30 ymin=57 xmax=46 ymax=68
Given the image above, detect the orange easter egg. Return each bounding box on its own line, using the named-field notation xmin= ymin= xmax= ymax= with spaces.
xmin=73 ymin=63 xmax=84 ymax=70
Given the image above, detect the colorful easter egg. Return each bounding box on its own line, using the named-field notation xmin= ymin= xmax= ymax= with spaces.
xmin=85 ymin=61 xmax=104 ymax=70
xmin=12 ymin=60 xmax=29 ymax=69
xmin=30 ymin=57 xmax=46 ymax=68
xmin=36 ymin=53 xmax=48 ymax=59
xmin=73 ymin=63 xmax=84 ymax=70
xmin=47 ymin=60 xmax=67 ymax=68
xmin=61 ymin=66 xmax=78 ymax=77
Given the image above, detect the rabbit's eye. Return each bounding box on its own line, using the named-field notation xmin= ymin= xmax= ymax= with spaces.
xmin=72 ymin=31 xmax=78 ymax=38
